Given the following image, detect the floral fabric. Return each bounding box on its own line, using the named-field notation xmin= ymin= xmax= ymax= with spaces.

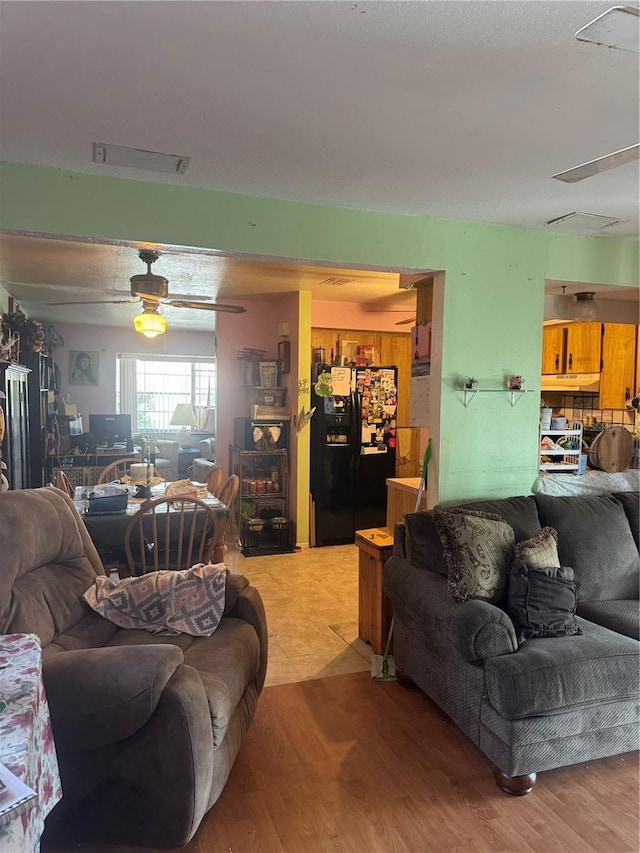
xmin=0 ymin=633 xmax=62 ymax=853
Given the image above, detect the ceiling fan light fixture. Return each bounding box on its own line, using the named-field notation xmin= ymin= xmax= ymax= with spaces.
xmin=134 ymin=308 xmax=167 ymax=338
xmin=572 ymin=291 xmax=598 ymax=321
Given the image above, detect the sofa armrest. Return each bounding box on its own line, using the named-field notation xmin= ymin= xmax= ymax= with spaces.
xmin=43 ymin=644 xmax=185 ymax=751
xmin=226 ymin=584 xmax=269 ymax=691
xmin=446 ymin=598 xmax=518 ymax=662
xmin=384 ymin=556 xmax=517 ymax=663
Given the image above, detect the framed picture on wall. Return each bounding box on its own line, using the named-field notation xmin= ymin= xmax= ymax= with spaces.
xmin=277 ymin=340 xmax=290 ymax=374
xmin=69 ymin=350 xmax=99 ymax=385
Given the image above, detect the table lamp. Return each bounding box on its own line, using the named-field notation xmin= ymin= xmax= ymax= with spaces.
xmin=170 ymin=403 xmax=199 ymax=448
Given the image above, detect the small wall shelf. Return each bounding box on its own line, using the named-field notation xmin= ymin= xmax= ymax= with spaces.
xmin=458 ymin=387 xmax=532 ymax=408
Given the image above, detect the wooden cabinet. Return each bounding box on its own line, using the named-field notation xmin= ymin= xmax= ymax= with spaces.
xmin=0 ymin=364 xmax=31 ymax=489
xmin=21 ymin=351 xmax=57 ymax=487
xmin=355 ymin=527 xmax=394 ymax=654
xmin=542 ymin=325 xmax=564 ymax=373
xmin=636 ymin=326 xmax=640 ymax=397
xmin=565 ymin=323 xmax=602 ymax=373
xmin=542 ymin=322 xmax=602 ymax=374
xmin=599 ymin=323 xmax=637 ymax=410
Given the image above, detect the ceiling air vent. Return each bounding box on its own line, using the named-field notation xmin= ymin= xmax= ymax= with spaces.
xmin=93 ymin=142 xmax=191 ymax=175
xmin=544 ymin=212 xmax=624 ymax=236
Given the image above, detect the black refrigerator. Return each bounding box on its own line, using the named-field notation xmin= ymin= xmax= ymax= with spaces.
xmin=310 ymin=363 xmax=398 ymax=546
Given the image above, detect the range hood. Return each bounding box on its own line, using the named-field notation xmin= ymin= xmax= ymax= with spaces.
xmin=540 ymin=373 xmax=600 ymax=392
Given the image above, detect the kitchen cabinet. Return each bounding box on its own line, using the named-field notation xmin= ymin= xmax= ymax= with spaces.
xmin=541 ymin=325 xmax=564 ymax=374
xmin=541 ymin=322 xmax=602 ymax=374
xmin=565 ymin=323 xmax=602 ymax=373
xmin=599 ymin=323 xmax=637 ymax=410
xmin=564 ymin=323 xmax=602 ymax=373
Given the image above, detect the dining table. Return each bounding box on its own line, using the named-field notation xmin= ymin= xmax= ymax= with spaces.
xmin=73 ymin=483 xmax=231 ymax=572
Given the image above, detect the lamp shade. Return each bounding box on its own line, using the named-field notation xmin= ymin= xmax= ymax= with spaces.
xmin=170 ymin=403 xmax=199 ymax=428
xmin=133 ymin=308 xmax=167 ymax=338
xmin=572 ymin=292 xmax=598 ymax=322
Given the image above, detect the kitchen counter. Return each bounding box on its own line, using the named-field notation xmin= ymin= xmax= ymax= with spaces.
xmin=386 ymin=477 xmax=428 ymax=527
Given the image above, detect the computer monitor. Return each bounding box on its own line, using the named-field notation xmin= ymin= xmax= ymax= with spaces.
xmin=88 ymin=414 xmax=132 ymax=449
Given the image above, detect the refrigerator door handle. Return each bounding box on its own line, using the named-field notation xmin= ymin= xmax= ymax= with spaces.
xmin=352 ymin=389 xmax=362 ymax=467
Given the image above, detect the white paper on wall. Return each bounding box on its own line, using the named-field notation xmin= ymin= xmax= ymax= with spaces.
xmin=410 ymin=375 xmax=430 ymax=426
xmin=330 ymin=367 xmax=352 ymax=396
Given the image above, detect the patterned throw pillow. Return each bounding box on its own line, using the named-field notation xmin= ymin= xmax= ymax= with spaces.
xmin=433 ymin=506 xmax=516 ymax=604
xmin=514 ymin=526 xmax=560 ymax=569
xmin=507 ymin=558 xmax=582 ymax=644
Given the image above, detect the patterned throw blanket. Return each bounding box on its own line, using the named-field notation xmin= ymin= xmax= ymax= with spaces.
xmin=83 ymin=563 xmax=229 ymax=636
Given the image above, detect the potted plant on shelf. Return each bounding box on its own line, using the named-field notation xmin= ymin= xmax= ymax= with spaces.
xmin=1 ymin=311 xmax=45 ymax=354
xmin=40 ymin=322 xmax=64 ymax=355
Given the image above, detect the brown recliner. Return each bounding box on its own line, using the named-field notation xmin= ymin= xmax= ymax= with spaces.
xmin=0 ymin=487 xmax=267 ymax=848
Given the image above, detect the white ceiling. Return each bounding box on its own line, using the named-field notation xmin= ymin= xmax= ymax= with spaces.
xmin=0 ymin=1 xmax=638 ymax=331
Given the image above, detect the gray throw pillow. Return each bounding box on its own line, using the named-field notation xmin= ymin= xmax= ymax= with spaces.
xmin=433 ymin=506 xmax=515 ymax=605
xmin=507 ymin=558 xmax=582 ymax=645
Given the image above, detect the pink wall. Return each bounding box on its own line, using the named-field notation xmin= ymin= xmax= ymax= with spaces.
xmin=53 ymin=296 xmax=408 ymax=542
xmin=311 ymin=300 xmax=413 ymax=333
xmin=215 ymin=298 xmax=287 ymax=480
xmin=54 ymin=322 xmax=215 ymax=420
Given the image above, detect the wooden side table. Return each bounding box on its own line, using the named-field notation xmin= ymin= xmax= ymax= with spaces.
xmin=355 ymin=527 xmax=394 ymax=655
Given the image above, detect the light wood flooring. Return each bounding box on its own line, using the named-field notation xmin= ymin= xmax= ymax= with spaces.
xmin=42 ymin=547 xmax=639 ymax=853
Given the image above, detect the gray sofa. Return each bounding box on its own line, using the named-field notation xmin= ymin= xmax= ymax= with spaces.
xmin=0 ymin=487 xmax=268 ymax=847
xmin=383 ymin=492 xmax=639 ymax=795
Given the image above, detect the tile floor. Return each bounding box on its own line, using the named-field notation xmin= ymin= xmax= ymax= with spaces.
xmin=235 ymin=544 xmax=374 ymax=686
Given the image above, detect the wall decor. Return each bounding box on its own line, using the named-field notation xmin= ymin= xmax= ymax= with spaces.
xmin=278 ymin=340 xmax=290 ymax=374
xmin=69 ymin=350 xmax=99 ymax=385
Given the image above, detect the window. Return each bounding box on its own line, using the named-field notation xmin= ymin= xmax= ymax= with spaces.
xmin=117 ymin=353 xmax=216 ymax=432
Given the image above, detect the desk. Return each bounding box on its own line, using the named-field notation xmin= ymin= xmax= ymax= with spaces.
xmin=74 ymin=486 xmax=230 ymax=571
xmin=0 ymin=634 xmax=62 ymax=853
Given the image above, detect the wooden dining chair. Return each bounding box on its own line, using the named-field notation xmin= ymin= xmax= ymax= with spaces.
xmin=190 ymin=458 xmax=223 ymax=496
xmin=97 ymin=457 xmax=136 ymax=484
xmin=54 ymin=469 xmax=75 ymax=497
xmin=217 ymin=474 xmax=239 ymax=509
xmin=123 ymin=496 xmax=221 ymax=576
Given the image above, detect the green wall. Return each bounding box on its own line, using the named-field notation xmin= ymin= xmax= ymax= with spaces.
xmin=1 ymin=162 xmax=637 ymax=504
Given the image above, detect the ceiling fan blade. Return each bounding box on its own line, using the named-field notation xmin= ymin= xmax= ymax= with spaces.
xmin=166 ymin=292 xmax=212 ymax=301
xmin=552 ymin=144 xmax=640 ymax=183
xmin=46 ymin=299 xmax=140 ymax=306
xmin=165 ymin=299 xmax=246 ymax=314
xmin=395 ymin=316 xmax=417 ymax=326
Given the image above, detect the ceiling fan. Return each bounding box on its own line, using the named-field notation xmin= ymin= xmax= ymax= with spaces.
xmin=48 ymin=250 xmax=246 ymax=337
